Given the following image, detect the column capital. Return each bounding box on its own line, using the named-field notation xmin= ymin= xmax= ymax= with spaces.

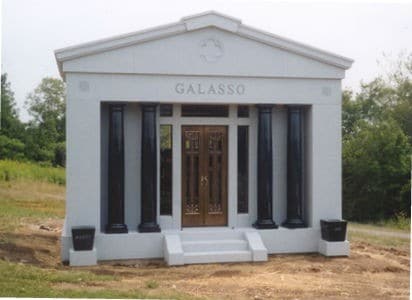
xmin=140 ymin=102 xmax=159 ymax=112
xmin=256 ymin=104 xmax=274 ymax=113
xmin=287 ymin=105 xmax=306 ymax=113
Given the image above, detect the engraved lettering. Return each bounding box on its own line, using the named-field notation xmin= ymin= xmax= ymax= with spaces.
xmin=187 ymin=84 xmax=195 ymax=94
xmin=174 ymin=83 xmax=246 ymax=95
xmin=236 ymin=84 xmax=245 ymax=95
xmin=197 ymin=84 xmax=205 ymax=94
xmin=218 ymin=84 xmax=225 ymax=95
xmin=208 ymin=85 xmax=217 ymax=94
xmin=175 ymin=83 xmax=184 ymax=94
xmin=227 ymin=84 xmax=234 ymax=95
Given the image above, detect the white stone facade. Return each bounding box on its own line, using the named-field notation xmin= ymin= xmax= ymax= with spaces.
xmin=56 ymin=11 xmax=353 ymax=265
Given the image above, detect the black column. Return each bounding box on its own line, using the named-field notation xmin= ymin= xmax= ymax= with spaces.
xmin=106 ymin=104 xmax=128 ymax=233
xmin=138 ymin=103 xmax=161 ymax=233
xmin=283 ymin=106 xmax=306 ymax=228
xmin=254 ymin=105 xmax=278 ymax=229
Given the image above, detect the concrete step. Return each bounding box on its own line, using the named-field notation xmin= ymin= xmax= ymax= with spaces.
xmin=183 ymin=250 xmax=252 ymax=264
xmin=182 ymin=239 xmax=249 ymax=252
xmin=180 ymin=229 xmax=245 ymax=241
xmin=163 ymin=229 xmax=268 ymax=265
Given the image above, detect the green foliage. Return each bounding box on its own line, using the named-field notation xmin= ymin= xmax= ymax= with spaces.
xmin=24 ymin=77 xmax=66 ymax=165
xmin=53 ymin=141 xmax=66 ymax=167
xmin=1 ymin=75 xmax=66 ymax=166
xmin=0 ymin=160 xmax=65 ymax=185
xmin=343 ymin=53 xmax=412 ymax=221
xmin=343 ymin=119 xmax=411 ymax=220
xmin=146 ymin=280 xmax=159 ymax=289
xmin=26 ymin=77 xmax=65 ymax=128
xmin=0 ymin=135 xmax=25 ymax=160
xmin=378 ymin=212 xmax=411 ymax=231
xmin=0 ymin=74 xmax=26 ymax=162
xmin=1 ymin=74 xmax=25 ymax=140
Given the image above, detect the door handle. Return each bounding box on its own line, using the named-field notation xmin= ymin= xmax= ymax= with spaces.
xmin=200 ymin=175 xmax=209 ymax=187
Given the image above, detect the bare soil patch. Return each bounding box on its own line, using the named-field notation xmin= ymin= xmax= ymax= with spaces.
xmin=0 ymin=221 xmax=409 ymax=299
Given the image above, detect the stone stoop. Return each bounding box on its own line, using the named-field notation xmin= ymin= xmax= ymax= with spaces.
xmin=163 ymin=229 xmax=268 ymax=266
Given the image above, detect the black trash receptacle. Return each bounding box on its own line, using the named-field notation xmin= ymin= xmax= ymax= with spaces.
xmin=320 ymin=219 xmax=347 ymax=242
xmin=71 ymin=226 xmax=95 ymax=251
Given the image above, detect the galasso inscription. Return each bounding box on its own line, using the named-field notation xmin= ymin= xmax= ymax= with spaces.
xmin=175 ymin=83 xmax=245 ymax=95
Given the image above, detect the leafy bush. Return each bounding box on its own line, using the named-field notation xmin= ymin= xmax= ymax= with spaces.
xmin=342 ymin=53 xmax=412 ymax=221
xmin=343 ymin=119 xmax=411 ymax=221
xmin=380 ymin=212 xmax=411 ymax=230
xmin=0 ymin=135 xmax=25 ymax=160
xmin=53 ymin=142 xmax=66 ymax=167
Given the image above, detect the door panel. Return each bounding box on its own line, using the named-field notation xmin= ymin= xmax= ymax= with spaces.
xmin=204 ymin=127 xmax=227 ymax=225
xmin=182 ymin=126 xmax=228 ymax=227
xmin=182 ymin=127 xmax=203 ymax=226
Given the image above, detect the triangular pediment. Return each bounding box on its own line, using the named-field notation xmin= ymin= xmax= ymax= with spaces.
xmin=55 ymin=11 xmax=353 ymax=79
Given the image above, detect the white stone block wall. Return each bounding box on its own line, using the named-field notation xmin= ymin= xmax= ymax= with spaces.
xmin=62 ymin=73 xmax=343 ymax=262
xmin=309 ymin=103 xmax=342 ymax=228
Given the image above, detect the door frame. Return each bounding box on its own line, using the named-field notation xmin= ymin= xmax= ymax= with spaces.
xmin=158 ymin=104 xmax=256 ymax=230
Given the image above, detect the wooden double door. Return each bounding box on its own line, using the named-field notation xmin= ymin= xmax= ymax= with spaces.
xmin=182 ymin=126 xmax=228 ymax=227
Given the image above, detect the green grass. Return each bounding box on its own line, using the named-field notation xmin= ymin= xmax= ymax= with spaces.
xmin=0 ymin=260 xmax=192 ymax=299
xmin=0 ymin=258 xmax=112 ymax=297
xmin=0 ymin=180 xmax=65 ymax=233
xmin=0 ymin=160 xmax=65 ymax=185
xmin=348 ymin=230 xmax=410 ymax=251
xmin=376 ymin=213 xmax=411 ymax=231
xmin=349 ymin=213 xmax=411 ymax=233
xmin=146 ymin=279 xmax=159 ymax=289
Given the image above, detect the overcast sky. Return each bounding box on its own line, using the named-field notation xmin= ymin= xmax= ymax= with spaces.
xmin=2 ymin=0 xmax=412 ymax=121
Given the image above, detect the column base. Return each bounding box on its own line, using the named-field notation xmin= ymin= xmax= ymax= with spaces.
xmin=138 ymin=222 xmax=161 ymax=233
xmin=253 ymin=219 xmax=278 ymax=229
xmin=106 ymin=223 xmax=128 ymax=234
xmin=282 ymin=218 xmax=306 ymax=229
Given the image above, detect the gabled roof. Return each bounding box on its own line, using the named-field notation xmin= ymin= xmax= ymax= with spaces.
xmin=55 ymin=11 xmax=353 ymax=78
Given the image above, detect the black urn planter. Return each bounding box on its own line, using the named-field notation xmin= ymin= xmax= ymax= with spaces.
xmin=72 ymin=226 xmax=95 ymax=251
xmin=320 ymin=219 xmax=347 ymax=242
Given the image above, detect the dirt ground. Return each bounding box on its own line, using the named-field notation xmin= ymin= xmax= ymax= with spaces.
xmin=0 ymin=218 xmax=410 ymax=300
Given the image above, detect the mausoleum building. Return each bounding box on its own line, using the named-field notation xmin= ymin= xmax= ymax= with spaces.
xmin=55 ymin=11 xmax=353 ymax=266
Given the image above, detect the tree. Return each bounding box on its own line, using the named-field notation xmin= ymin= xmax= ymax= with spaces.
xmin=25 ymin=77 xmax=66 ymax=165
xmin=1 ymin=73 xmax=24 ymax=140
xmin=0 ymin=135 xmax=25 ymax=160
xmin=388 ymin=53 xmax=412 ymax=142
xmin=25 ymin=77 xmax=65 ymax=140
xmin=0 ymin=74 xmax=26 ymax=161
xmin=343 ymin=119 xmax=411 ymax=220
xmin=342 ymin=53 xmax=412 ymax=221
